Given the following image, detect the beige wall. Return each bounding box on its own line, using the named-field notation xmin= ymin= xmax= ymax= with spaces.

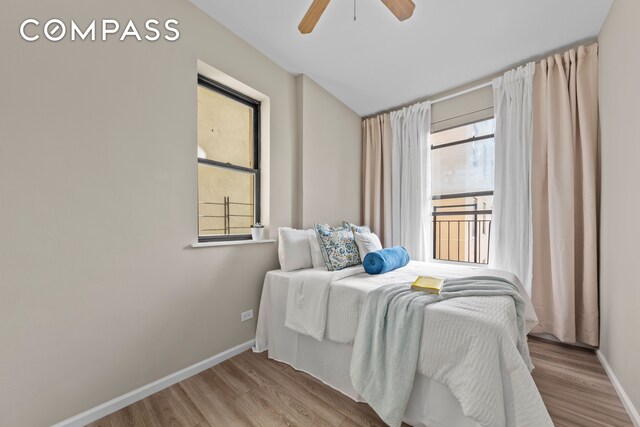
xmin=598 ymin=0 xmax=640 ymax=414
xmin=0 ymin=1 xmax=359 ymax=426
xmin=296 ymin=75 xmax=362 ymax=228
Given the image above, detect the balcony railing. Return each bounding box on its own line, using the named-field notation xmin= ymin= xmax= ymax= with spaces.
xmin=199 ymin=196 xmax=254 ymax=235
xmin=432 ymin=192 xmax=492 ymax=264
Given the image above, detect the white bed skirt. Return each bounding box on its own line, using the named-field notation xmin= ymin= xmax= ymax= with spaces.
xmin=255 ymin=270 xmax=481 ymax=427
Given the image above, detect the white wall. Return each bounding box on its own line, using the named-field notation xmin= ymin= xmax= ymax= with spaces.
xmin=598 ymin=0 xmax=640 ymax=414
xmin=0 ymin=1 xmax=360 ymax=426
xmin=296 ymin=75 xmax=362 ymax=228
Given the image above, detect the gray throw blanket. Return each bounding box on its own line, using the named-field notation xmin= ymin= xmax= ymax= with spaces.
xmin=350 ymin=276 xmax=530 ymax=427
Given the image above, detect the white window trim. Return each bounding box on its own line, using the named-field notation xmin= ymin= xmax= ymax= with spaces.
xmin=196 ymin=60 xmax=271 ymax=243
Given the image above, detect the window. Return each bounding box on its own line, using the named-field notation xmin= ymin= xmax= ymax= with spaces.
xmin=197 ymin=75 xmax=260 ymax=242
xmin=430 ymin=118 xmax=495 ymax=264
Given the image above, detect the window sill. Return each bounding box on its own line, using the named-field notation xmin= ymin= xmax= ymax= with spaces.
xmin=190 ymin=239 xmax=276 ymax=248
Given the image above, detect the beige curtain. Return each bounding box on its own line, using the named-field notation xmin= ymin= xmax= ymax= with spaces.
xmin=362 ymin=114 xmax=393 ymax=247
xmin=531 ymin=43 xmax=599 ymax=346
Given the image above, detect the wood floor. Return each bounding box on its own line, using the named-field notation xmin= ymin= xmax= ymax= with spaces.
xmin=89 ymin=338 xmax=632 ymax=427
xmin=528 ymin=337 xmax=632 ymax=427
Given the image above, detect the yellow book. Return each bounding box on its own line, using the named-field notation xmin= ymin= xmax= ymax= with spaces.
xmin=411 ymin=276 xmax=445 ymax=295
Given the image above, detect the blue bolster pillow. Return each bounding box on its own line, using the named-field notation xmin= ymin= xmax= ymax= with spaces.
xmin=363 ymin=246 xmax=410 ymax=275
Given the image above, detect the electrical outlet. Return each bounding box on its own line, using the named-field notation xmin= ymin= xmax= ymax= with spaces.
xmin=241 ymin=309 xmax=254 ymax=322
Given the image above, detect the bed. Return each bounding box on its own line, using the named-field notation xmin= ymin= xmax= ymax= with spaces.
xmin=254 ymin=261 xmax=552 ymax=427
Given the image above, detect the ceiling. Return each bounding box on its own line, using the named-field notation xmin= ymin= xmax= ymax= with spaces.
xmin=190 ymin=0 xmax=612 ymax=116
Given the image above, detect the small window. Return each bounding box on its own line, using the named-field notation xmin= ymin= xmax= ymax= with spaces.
xmin=430 ymin=118 xmax=495 ymax=264
xmin=197 ymin=75 xmax=260 ymax=242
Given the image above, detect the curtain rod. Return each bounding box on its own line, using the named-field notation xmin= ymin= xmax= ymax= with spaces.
xmin=363 ymin=80 xmax=493 ymax=119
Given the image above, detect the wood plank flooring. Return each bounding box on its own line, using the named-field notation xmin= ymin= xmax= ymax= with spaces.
xmin=89 ymin=338 xmax=633 ymax=427
xmin=528 ymin=337 xmax=632 ymax=427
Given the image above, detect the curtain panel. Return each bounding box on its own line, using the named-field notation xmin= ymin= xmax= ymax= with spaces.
xmin=531 ymin=43 xmax=599 ymax=346
xmin=360 ymin=44 xmax=600 ymax=347
xmin=390 ymin=102 xmax=432 ymax=261
xmin=490 ymin=62 xmax=536 ymax=294
xmin=361 ymin=114 xmax=393 ymax=247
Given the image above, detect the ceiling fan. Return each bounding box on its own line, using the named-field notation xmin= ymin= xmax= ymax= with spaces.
xmin=298 ymin=0 xmax=416 ymax=34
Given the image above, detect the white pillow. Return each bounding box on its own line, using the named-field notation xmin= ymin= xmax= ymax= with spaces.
xmin=278 ymin=227 xmax=314 ymax=272
xmin=309 ymin=234 xmax=326 ymax=268
xmin=354 ymin=231 xmax=383 ymax=262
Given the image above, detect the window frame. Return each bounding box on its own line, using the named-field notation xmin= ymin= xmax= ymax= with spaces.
xmin=430 ymin=117 xmax=495 ymax=264
xmin=197 ymin=74 xmax=261 ymax=243
xmin=430 ymin=117 xmax=495 ymax=199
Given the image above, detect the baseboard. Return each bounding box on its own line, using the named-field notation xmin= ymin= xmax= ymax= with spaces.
xmin=529 ymin=332 xmax=594 ymax=349
xmin=51 ymin=339 xmax=256 ymax=427
xmin=596 ymin=350 xmax=640 ymax=427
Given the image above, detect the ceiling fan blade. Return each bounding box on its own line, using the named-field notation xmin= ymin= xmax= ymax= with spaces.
xmin=381 ymin=0 xmax=416 ymax=21
xmin=298 ymin=0 xmax=331 ymax=34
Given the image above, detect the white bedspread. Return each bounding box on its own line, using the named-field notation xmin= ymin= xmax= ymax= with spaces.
xmin=351 ymin=277 xmax=548 ymax=427
xmin=258 ymin=261 xmax=551 ymax=427
xmin=323 ymin=262 xmax=538 ymax=345
xmin=285 ymin=266 xmax=365 ymax=340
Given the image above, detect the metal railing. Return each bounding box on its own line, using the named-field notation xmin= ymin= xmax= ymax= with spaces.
xmin=199 ymin=196 xmax=254 ymax=235
xmin=432 ymin=195 xmax=492 ymax=265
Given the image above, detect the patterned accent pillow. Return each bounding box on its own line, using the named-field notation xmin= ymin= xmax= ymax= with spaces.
xmin=342 ymin=221 xmax=371 ymax=234
xmin=315 ymin=224 xmax=361 ymax=271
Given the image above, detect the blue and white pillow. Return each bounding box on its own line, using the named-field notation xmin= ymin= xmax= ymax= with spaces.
xmin=315 ymin=223 xmax=361 ymax=271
